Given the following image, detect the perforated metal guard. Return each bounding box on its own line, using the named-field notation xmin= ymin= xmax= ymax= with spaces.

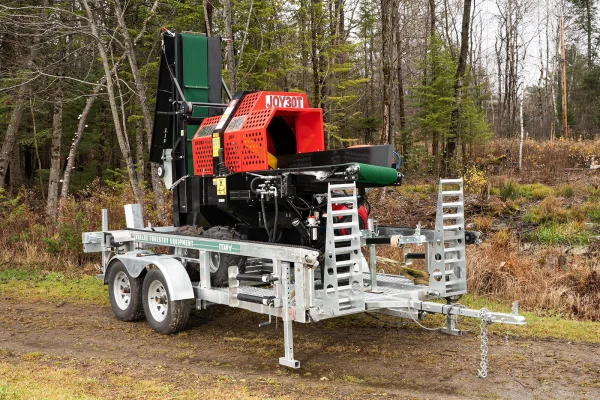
xmin=234 ymin=92 xmax=261 ymax=116
xmin=192 ymin=137 xmax=213 ymax=175
xmin=241 ymin=109 xmax=273 ymax=130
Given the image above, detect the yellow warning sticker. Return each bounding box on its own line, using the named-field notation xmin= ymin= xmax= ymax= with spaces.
xmin=212 ymin=137 xmax=220 ymax=157
xmin=214 ymin=178 xmax=227 ymax=196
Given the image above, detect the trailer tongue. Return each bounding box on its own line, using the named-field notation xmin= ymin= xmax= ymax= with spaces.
xmin=82 ymin=30 xmax=525 ymax=377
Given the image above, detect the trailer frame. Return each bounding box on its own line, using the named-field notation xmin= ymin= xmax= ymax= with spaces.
xmin=83 ymin=179 xmax=525 ymax=375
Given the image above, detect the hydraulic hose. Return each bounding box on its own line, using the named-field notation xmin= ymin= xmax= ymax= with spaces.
xmin=272 ymin=189 xmax=279 ymax=242
xmin=260 ymin=196 xmax=272 ymax=242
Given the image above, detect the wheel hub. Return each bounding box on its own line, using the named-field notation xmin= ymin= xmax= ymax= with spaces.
xmin=209 ymin=252 xmax=220 ymax=273
xmin=113 ymin=271 xmax=131 ymax=311
xmin=148 ymin=280 xmax=168 ymax=322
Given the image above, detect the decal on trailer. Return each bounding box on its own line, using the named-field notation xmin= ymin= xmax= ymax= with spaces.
xmin=132 ymin=233 xmax=241 ymax=253
xmin=214 ymin=177 xmax=227 ymax=196
xmin=265 ymin=95 xmax=304 ymax=109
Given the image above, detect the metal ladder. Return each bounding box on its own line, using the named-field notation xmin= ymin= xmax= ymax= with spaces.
xmin=429 ymin=178 xmax=467 ymax=297
xmin=322 ymin=182 xmax=365 ymax=315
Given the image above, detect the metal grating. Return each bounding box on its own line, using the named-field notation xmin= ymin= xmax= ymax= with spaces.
xmin=240 ymin=131 xmax=267 ymax=171
xmin=224 ymin=133 xmax=241 ymax=173
xmin=241 ymin=109 xmax=273 ymax=130
xmin=365 ymin=273 xmax=416 ymax=286
xmin=192 ymin=137 xmax=213 ymax=175
xmin=239 ymin=286 xmax=277 ymax=298
xmin=234 ymin=92 xmax=261 ymax=117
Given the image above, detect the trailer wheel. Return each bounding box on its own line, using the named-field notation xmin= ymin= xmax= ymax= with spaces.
xmin=107 ymin=261 xmax=144 ymax=321
xmin=203 ymin=226 xmax=247 ymax=287
xmin=142 ymin=268 xmax=190 ymax=334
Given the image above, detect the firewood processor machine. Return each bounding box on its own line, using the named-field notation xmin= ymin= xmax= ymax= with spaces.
xmin=82 ymin=30 xmax=525 ymax=377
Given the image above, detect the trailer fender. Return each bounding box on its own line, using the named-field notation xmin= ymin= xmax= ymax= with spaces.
xmin=105 ymin=254 xmax=194 ymax=301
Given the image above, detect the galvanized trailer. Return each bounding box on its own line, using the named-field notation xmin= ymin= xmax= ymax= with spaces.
xmin=83 ymin=179 xmax=525 ymax=377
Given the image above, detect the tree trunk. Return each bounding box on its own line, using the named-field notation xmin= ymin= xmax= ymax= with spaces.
xmin=47 ymin=84 xmax=63 ymax=219
xmin=584 ymin=0 xmax=592 ymax=68
xmin=396 ymin=16 xmax=406 ymax=159
xmin=380 ymin=0 xmax=395 ymax=147
xmin=61 ymin=89 xmax=97 ymax=200
xmin=223 ymin=0 xmax=237 ymax=92
xmin=10 ymin=142 xmax=23 ymax=190
xmin=0 ymin=0 xmax=46 ymax=189
xmin=0 ymin=88 xmax=27 ymax=189
xmin=60 ymin=0 xmax=158 ymax=204
xmin=428 ymin=0 xmax=439 ymax=174
xmin=446 ymin=0 xmax=472 ymax=175
xmin=113 ymin=0 xmax=165 ymax=220
xmin=81 ymin=0 xmax=144 ymax=208
xmin=203 ymin=0 xmax=213 ymax=36
xmin=135 ymin=119 xmax=146 ymax=183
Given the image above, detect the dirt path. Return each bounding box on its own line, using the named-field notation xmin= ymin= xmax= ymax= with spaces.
xmin=1 ymin=298 xmax=599 ymax=399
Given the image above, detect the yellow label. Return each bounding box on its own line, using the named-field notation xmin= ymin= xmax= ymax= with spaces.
xmin=212 ymin=137 xmax=220 ymax=157
xmin=214 ymin=178 xmax=227 ymax=196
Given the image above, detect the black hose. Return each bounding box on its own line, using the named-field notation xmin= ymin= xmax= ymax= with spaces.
xmin=292 ymin=218 xmax=310 ymax=245
xmin=272 ymin=196 xmax=279 ymax=242
xmin=286 ymin=199 xmax=304 ymax=218
xmin=290 ymin=196 xmax=311 ymax=210
xmin=260 ymin=196 xmax=272 ymax=242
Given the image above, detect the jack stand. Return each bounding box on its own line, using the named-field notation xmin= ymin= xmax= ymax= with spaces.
xmin=278 ymin=262 xmax=300 ymax=369
xmin=441 ymin=313 xmax=462 ymax=336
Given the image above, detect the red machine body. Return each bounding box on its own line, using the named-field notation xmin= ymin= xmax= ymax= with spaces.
xmin=191 ymin=91 xmax=324 ymax=175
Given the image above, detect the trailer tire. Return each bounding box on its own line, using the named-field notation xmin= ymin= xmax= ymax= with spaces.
xmin=108 ymin=261 xmax=145 ymax=321
xmin=203 ymin=226 xmax=247 ymax=287
xmin=142 ymin=268 xmax=190 ymax=334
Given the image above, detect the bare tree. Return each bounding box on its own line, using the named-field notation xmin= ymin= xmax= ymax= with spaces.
xmin=47 ymin=82 xmax=63 ymax=219
xmin=60 ymin=0 xmax=159 ymax=204
xmin=223 ymin=0 xmax=237 ymax=92
xmin=81 ymin=0 xmax=144 ymax=208
xmin=0 ymin=0 xmax=47 ymax=189
xmin=380 ymin=0 xmax=396 ymax=147
xmin=113 ymin=0 xmax=165 ymax=220
xmin=446 ymin=0 xmax=473 ymax=173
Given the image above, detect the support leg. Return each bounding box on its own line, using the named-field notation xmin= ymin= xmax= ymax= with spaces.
xmin=279 ymin=319 xmax=299 ymax=368
xmin=441 ymin=313 xmax=462 ymax=336
xmin=278 ymin=261 xmax=300 ymax=368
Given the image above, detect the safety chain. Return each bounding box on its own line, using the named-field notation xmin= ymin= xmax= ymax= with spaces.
xmin=170 ymin=174 xmax=190 ymax=190
xmin=477 ymin=308 xmax=491 ymax=378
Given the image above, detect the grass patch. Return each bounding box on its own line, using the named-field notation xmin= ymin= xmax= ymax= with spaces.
xmin=585 ymin=202 xmax=600 ymax=223
xmin=0 ymin=269 xmax=107 ymax=306
xmin=493 ymin=180 xmax=555 ymax=201
xmin=524 ymin=222 xmax=593 ymax=246
xmin=522 ymin=196 xmax=568 ymax=224
xmin=556 ymin=184 xmax=575 ymax=199
xmin=0 ymin=359 xmax=275 ymax=400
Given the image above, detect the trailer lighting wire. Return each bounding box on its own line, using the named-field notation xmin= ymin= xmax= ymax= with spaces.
xmin=392 ymin=151 xmax=401 ymax=170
